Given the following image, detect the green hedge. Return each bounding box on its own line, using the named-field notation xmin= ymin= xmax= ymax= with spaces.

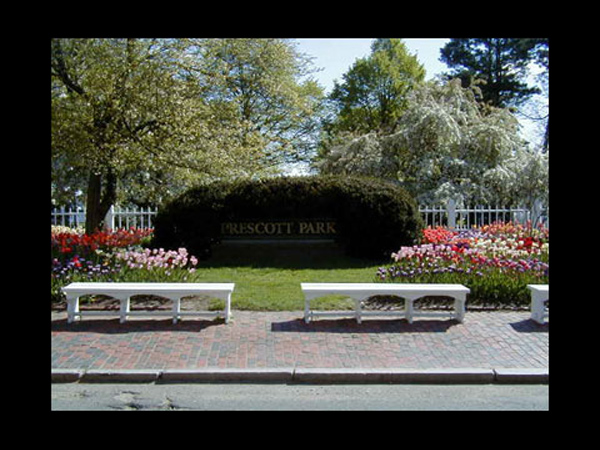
xmin=153 ymin=176 xmax=422 ymax=259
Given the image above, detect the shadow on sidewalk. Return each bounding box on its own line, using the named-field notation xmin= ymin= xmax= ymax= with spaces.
xmin=509 ymin=319 xmax=549 ymax=333
xmin=51 ymin=318 xmax=223 ymax=334
xmin=270 ymin=317 xmax=459 ymax=333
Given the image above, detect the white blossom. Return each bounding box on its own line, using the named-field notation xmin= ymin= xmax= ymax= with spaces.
xmin=318 ymin=79 xmax=548 ymax=206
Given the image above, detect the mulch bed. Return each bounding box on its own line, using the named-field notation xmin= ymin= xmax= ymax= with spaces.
xmin=51 ymin=294 xmax=213 ymax=312
xmin=51 ymin=294 xmax=528 ymax=312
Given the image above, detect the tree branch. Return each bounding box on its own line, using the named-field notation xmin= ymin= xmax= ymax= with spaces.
xmin=51 ymin=39 xmax=85 ymax=96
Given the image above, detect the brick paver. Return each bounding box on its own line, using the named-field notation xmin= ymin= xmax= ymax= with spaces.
xmin=51 ymin=311 xmax=548 ymax=370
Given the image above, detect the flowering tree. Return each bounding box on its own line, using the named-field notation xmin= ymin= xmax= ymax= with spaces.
xmin=317 ymin=79 xmax=548 ymax=207
xmin=482 ymin=146 xmax=548 ymax=208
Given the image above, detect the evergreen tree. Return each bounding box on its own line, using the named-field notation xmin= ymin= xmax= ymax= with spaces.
xmin=440 ymin=38 xmax=540 ymax=108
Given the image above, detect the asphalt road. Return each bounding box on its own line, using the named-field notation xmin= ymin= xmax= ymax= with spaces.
xmin=51 ymin=383 xmax=549 ymax=411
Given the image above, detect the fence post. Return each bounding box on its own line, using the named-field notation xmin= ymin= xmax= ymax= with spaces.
xmin=446 ymin=198 xmax=456 ymax=230
xmin=104 ymin=205 xmax=115 ymax=231
xmin=532 ymin=198 xmax=543 ymax=227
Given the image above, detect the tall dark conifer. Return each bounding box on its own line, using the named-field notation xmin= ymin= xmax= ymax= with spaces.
xmin=440 ymin=38 xmax=540 ymax=109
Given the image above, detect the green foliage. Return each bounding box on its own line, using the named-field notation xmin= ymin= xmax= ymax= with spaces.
xmin=195 ymin=38 xmax=325 ymax=165
xmin=51 ymin=38 xmax=326 ymax=229
xmin=153 ymin=176 xmax=423 ymax=259
xmin=326 ymin=38 xmax=425 ymax=135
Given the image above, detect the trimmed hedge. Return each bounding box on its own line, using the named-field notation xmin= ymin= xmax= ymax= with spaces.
xmin=153 ymin=175 xmax=423 ymax=259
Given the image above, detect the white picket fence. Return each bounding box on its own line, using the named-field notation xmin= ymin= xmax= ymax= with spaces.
xmin=419 ymin=199 xmax=549 ymax=230
xmin=51 ymin=200 xmax=548 ymax=231
xmin=51 ymin=205 xmax=158 ymax=230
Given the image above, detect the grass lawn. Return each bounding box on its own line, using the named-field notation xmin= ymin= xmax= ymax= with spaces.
xmin=187 ymin=242 xmax=386 ymax=311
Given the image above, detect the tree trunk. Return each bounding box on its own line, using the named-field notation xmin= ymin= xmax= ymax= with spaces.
xmin=85 ymin=168 xmax=117 ymax=234
xmin=85 ymin=172 xmax=102 ymax=233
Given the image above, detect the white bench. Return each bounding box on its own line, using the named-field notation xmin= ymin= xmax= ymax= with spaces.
xmin=62 ymin=282 xmax=235 ymax=324
xmin=301 ymin=283 xmax=470 ymax=324
xmin=527 ymin=284 xmax=549 ymax=324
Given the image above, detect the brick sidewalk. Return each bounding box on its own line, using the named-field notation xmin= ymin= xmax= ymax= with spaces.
xmin=51 ymin=311 xmax=548 ymax=371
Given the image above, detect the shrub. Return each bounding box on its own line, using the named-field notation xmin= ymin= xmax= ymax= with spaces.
xmin=153 ymin=175 xmax=422 ymax=259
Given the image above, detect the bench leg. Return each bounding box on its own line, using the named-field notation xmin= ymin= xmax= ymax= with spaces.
xmin=224 ymin=293 xmax=232 ymax=324
xmin=172 ymin=297 xmax=181 ymax=324
xmin=120 ymin=297 xmax=130 ymax=323
xmin=304 ymin=297 xmax=311 ymax=324
xmin=531 ymin=292 xmax=547 ymax=324
xmin=405 ymin=298 xmax=414 ymax=324
xmin=454 ymin=296 xmax=466 ymax=323
xmin=66 ymin=295 xmax=80 ymax=323
xmin=354 ymin=298 xmax=362 ymax=324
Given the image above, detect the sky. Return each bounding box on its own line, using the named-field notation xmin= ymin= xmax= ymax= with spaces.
xmin=294 ymin=38 xmax=546 ymax=148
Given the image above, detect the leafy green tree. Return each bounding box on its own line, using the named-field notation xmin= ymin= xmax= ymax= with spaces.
xmin=326 ymin=38 xmax=425 ymax=135
xmin=52 ymin=38 xmax=324 ymax=232
xmin=440 ymin=38 xmax=541 ymax=108
xmin=52 ymin=38 xmax=203 ymax=232
xmin=187 ymin=38 xmax=325 ymax=167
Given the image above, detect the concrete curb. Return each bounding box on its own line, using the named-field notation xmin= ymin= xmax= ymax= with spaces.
xmin=494 ymin=368 xmax=549 ymax=384
xmin=81 ymin=369 xmax=161 ymax=383
xmin=293 ymin=368 xmax=496 ymax=384
xmin=160 ymin=368 xmax=294 ymax=383
xmin=52 ymin=367 xmax=548 ymax=384
xmin=51 ymin=369 xmax=85 ymax=383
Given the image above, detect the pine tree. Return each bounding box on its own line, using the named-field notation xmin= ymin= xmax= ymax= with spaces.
xmin=440 ymin=38 xmax=540 ymax=108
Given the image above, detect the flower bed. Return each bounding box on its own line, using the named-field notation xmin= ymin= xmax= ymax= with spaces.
xmin=377 ymin=222 xmax=549 ymax=307
xmin=51 ymin=226 xmax=154 ymax=258
xmin=51 ymin=227 xmax=198 ymax=302
xmin=114 ymin=247 xmax=198 ymax=281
